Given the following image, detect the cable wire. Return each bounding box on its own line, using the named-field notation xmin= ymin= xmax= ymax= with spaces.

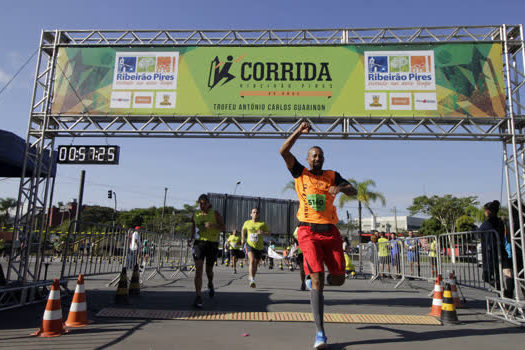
xmin=0 ymin=48 xmax=38 ymax=100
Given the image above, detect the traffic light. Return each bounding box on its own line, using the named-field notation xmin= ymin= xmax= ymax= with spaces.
xmin=107 ymin=190 xmax=112 ymax=199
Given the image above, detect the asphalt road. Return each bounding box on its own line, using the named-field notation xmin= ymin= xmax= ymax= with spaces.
xmin=0 ymin=262 xmax=524 ymax=350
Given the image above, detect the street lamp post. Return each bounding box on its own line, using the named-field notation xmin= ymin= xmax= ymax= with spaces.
xmin=233 ymin=181 xmax=241 ymax=195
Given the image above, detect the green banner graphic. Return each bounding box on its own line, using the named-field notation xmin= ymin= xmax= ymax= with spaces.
xmin=51 ymin=44 xmax=506 ymax=118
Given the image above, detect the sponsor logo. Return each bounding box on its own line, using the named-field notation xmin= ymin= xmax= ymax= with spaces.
xmin=113 ymin=52 xmax=179 ymax=91
xmin=132 ymin=92 xmax=154 ymax=109
xmin=155 ymin=92 xmax=176 ymax=109
xmin=365 ymin=50 xmax=435 ymax=91
xmin=110 ymin=91 xmax=132 ymax=109
xmin=389 ymin=93 xmax=412 ymax=110
xmin=391 ymin=97 xmax=410 ymax=106
xmin=135 ymin=96 xmax=152 ymax=104
xmin=414 ymin=92 xmax=438 ymax=110
xmin=365 ymin=92 xmax=387 ymax=110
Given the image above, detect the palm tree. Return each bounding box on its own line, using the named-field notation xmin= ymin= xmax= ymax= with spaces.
xmin=281 ymin=180 xmax=296 ymax=194
xmin=338 ymin=179 xmax=386 ymax=242
xmin=0 ymin=197 xmax=18 ymax=227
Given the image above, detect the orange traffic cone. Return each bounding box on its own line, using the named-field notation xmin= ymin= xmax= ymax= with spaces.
xmin=429 ymin=275 xmax=443 ymax=317
xmin=441 ymin=283 xmax=459 ymax=324
xmin=448 ymin=272 xmax=462 ymax=309
xmin=65 ymin=274 xmax=90 ymax=327
xmin=31 ymin=279 xmax=67 ymax=337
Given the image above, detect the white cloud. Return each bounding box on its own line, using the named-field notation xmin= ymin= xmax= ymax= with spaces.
xmin=0 ymin=68 xmax=10 ymax=84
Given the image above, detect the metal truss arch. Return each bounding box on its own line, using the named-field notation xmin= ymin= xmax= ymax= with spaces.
xmin=4 ymin=25 xmax=525 ymax=325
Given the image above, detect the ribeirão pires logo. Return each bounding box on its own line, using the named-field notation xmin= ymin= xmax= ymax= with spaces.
xmin=208 ymin=56 xmax=236 ymax=90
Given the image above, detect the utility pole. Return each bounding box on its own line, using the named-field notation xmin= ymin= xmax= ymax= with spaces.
xmin=160 ymin=187 xmax=168 ymax=233
xmin=394 ymin=206 xmax=398 ymax=233
xmin=74 ymin=170 xmax=86 ymax=233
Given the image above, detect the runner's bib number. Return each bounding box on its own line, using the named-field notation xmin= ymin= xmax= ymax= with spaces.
xmin=231 ymin=242 xmax=238 ymax=249
xmin=249 ymin=233 xmax=258 ymax=242
xmin=307 ymin=194 xmax=326 ymax=212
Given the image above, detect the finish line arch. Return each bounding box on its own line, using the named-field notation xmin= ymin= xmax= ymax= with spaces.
xmin=6 ymin=25 xmax=525 ymax=324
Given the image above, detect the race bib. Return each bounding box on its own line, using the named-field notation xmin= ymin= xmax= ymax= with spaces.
xmin=231 ymin=242 xmax=238 ymax=249
xmin=249 ymin=233 xmax=258 ymax=242
xmin=307 ymin=194 xmax=326 ymax=212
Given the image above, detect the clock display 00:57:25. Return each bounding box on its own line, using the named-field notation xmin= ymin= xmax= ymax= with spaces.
xmin=56 ymin=145 xmax=120 ymax=164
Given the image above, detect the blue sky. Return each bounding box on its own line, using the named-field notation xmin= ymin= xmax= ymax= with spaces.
xmin=0 ymin=0 xmax=523 ymax=220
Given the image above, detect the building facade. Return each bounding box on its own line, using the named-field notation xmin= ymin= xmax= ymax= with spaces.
xmin=356 ymin=215 xmax=425 ymax=233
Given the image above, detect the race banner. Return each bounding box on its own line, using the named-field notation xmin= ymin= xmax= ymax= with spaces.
xmin=51 ymin=43 xmax=506 ymax=118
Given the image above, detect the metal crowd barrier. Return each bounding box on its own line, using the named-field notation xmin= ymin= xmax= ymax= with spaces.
xmin=437 ymin=230 xmax=502 ymax=297
xmin=358 ymin=231 xmax=503 ymax=297
xmin=355 ymin=243 xmax=377 ymax=278
xmin=60 ymin=221 xmax=129 ymax=280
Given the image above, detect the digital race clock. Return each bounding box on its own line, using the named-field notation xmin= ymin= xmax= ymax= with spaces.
xmin=56 ymin=145 xmax=120 ymax=164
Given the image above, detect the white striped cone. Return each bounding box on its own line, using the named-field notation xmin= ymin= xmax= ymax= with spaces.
xmin=32 ymin=279 xmax=67 ymax=337
xmin=429 ymin=276 xmax=443 ymax=317
xmin=65 ymin=274 xmax=89 ymax=327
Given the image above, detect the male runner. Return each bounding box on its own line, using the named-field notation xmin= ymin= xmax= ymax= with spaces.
xmin=280 ymin=121 xmax=357 ymax=349
xmin=189 ymin=194 xmax=225 ymax=308
xmin=242 ymin=208 xmax=270 ymax=288
xmin=227 ymin=229 xmax=242 ymax=273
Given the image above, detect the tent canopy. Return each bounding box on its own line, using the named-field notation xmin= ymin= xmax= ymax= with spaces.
xmin=0 ymin=130 xmax=56 ymax=178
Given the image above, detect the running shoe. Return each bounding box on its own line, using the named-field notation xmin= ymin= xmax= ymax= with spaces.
xmin=249 ymin=279 xmax=256 ymax=288
xmin=313 ymin=331 xmax=327 ymax=349
xmin=305 ymin=275 xmax=312 ymax=290
xmin=208 ymin=283 xmax=215 ymax=298
xmin=193 ymin=295 xmax=203 ymax=308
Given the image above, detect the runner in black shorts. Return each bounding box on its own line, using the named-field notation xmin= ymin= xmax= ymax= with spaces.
xmin=190 ymin=194 xmax=225 ymax=308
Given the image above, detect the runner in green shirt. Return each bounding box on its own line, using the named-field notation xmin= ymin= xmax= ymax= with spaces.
xmin=190 ymin=194 xmax=225 ymax=308
xmin=227 ymin=229 xmax=242 ymax=274
xmin=242 ymin=208 xmax=270 ymax=288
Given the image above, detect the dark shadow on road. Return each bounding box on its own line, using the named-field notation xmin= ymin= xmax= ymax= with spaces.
xmin=329 ymin=325 xmax=525 ymax=349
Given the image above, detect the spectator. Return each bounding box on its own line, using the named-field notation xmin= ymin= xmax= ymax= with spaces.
xmin=127 ymin=226 xmax=141 ymax=269
xmin=377 ymin=232 xmax=390 ymax=277
xmin=390 ymin=233 xmax=401 ymax=278
xmin=479 ymin=200 xmax=512 ymax=297
xmin=405 ymin=231 xmax=420 ymax=278
xmin=429 ymin=239 xmax=437 ymax=278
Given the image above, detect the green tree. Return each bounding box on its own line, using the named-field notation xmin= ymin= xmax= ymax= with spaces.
xmin=81 ymin=205 xmax=115 ymax=225
xmin=408 ymin=195 xmax=478 ymax=233
xmin=465 ymin=205 xmax=485 ymax=224
xmin=419 ymin=217 xmax=445 ymax=236
xmin=0 ymin=197 xmax=17 ymax=226
xmin=338 ymin=179 xmax=386 ymax=236
xmin=455 ymin=215 xmax=477 ymax=232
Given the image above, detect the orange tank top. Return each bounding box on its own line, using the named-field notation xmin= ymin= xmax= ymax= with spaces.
xmin=295 ymin=168 xmax=338 ymax=224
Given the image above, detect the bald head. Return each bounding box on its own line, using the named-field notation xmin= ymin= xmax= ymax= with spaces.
xmin=307 ymin=146 xmax=324 ymax=171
